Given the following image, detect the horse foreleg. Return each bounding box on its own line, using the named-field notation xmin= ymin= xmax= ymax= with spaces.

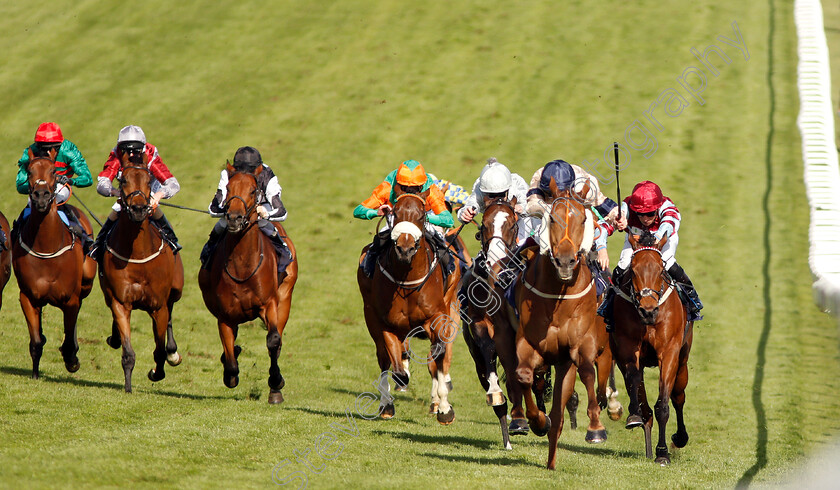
xmin=81 ymin=255 xmax=96 ymax=299
xmin=515 ymin=338 xmax=549 ymax=437
xmin=637 ymin=377 xmax=654 ymax=459
xmin=380 ymin=330 xmax=404 ymax=418
xmin=59 ymin=301 xmax=81 ymax=373
xmin=20 ymin=293 xmax=45 ymax=379
xmin=578 ymin=355 xmax=606 ymax=443
xmin=494 ymin=313 xmax=527 ymax=436
xmin=218 ymin=321 xmax=240 ymax=389
xmin=165 ymin=276 xmax=182 ymax=367
xmin=432 ymin=337 xmax=455 ymax=425
xmin=607 ymin=362 xmax=624 ymax=421
xmin=621 ymin=353 xmax=645 ymax=430
xmin=654 ymin=350 xmax=680 ymax=466
xmin=546 ymin=361 xmax=575 ymax=470
xmin=264 ymin=301 xmax=285 ymax=404
xmin=110 ymin=303 xmax=135 ymax=393
xmin=671 ymin=350 xmax=690 ymax=450
xmin=147 ymin=308 xmax=169 ymax=383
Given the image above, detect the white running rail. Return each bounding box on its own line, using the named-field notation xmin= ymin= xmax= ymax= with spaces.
xmin=795 ymin=0 xmax=840 ymax=317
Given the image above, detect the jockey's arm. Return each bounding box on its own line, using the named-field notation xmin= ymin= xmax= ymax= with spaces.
xmin=427 ymin=185 xmax=454 ymax=228
xmin=62 ymin=140 xmax=92 ymax=188
xmin=457 ymin=176 xmax=482 ymax=223
xmin=353 ymin=181 xmax=391 ymax=220
xmin=655 ymin=200 xmax=681 ymax=240
xmin=15 ymin=149 xmax=31 ymax=194
xmin=96 ymin=154 xmax=122 ymax=197
xmin=261 ymin=175 xmax=287 ymax=221
xmin=208 ymin=170 xmax=227 ymax=217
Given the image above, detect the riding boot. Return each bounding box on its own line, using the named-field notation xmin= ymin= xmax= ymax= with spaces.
xmin=151 ymin=214 xmax=182 ymax=254
xmin=267 ymin=231 xmax=292 ymax=278
xmin=200 ymin=226 xmax=225 ymax=269
xmin=89 ymin=217 xmax=117 ymax=260
xmin=59 ymin=204 xmax=93 ymax=256
xmin=362 ymin=231 xmax=389 ymax=278
xmin=427 ymin=231 xmax=454 ymax=277
xmin=597 ymin=266 xmax=626 ymax=332
xmin=667 ymin=262 xmax=704 ymax=322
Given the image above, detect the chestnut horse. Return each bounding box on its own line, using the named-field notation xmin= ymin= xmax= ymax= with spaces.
xmin=11 ymin=155 xmax=96 ymax=378
xmin=0 ymin=210 xmax=11 ymax=311
xmin=198 ymin=163 xmax=298 ymax=404
xmin=514 ymin=179 xmax=606 ymax=470
xmin=99 ymin=155 xmax=183 ymax=392
xmin=609 ymin=232 xmax=693 ymax=465
xmin=357 ymin=191 xmax=460 ymax=424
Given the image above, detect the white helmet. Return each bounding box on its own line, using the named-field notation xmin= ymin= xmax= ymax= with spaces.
xmin=118 ymin=125 xmax=146 ymax=144
xmin=478 ymin=157 xmax=512 ymax=194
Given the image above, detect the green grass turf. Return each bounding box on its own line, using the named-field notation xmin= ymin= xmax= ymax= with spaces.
xmin=0 ymin=0 xmax=837 ymax=488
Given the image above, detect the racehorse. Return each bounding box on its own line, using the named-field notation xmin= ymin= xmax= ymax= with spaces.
xmin=98 ymin=153 xmax=183 ymax=393
xmin=513 ymin=178 xmax=606 ymax=470
xmin=357 ymin=190 xmax=460 ymax=424
xmin=460 ymin=197 xmax=529 ymax=449
xmin=609 ymin=231 xmax=693 ymax=465
xmin=11 ymin=154 xmax=96 ymax=379
xmin=0 ymin=210 xmax=11 ymax=311
xmin=198 ymin=163 xmax=298 ymax=404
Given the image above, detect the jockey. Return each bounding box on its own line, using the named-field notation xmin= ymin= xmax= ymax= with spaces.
xmin=13 ymin=122 xmax=94 ymax=252
xmin=427 ymin=173 xmax=471 ymax=273
xmin=457 ymin=158 xmax=530 ymax=244
xmin=200 ymin=146 xmax=292 ymax=275
xmin=596 ymin=180 xmax=704 ymax=327
xmin=89 ymin=125 xmax=181 ymax=259
xmin=354 ymin=159 xmax=455 ymax=278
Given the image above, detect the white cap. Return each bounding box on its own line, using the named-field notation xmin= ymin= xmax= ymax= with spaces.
xmin=118 ymin=125 xmax=146 ymax=144
xmin=478 ymin=157 xmax=512 ymax=194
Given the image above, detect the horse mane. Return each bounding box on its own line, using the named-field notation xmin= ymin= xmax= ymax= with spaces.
xmin=638 ymin=231 xmax=657 ymax=247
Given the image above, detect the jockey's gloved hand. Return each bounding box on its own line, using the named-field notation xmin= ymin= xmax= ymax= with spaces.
xmin=56 ymin=174 xmax=71 ymax=186
xmin=257 ymin=205 xmax=269 ymax=219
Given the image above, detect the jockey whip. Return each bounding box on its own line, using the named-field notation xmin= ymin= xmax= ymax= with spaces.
xmin=159 ymin=201 xmax=211 ymax=215
xmin=71 ymin=193 xmax=103 ymax=227
xmin=613 ymin=141 xmax=622 ymax=220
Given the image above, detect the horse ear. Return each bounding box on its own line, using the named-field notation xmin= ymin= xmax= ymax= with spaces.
xmin=27 ymin=148 xmax=34 ymax=160
xmin=628 ymin=233 xmax=640 ymax=250
xmin=510 ymin=196 xmax=518 ymax=208
xmin=656 ymin=234 xmax=668 ymax=250
xmin=572 ymin=178 xmax=593 ymax=204
xmin=226 ymin=160 xmax=235 ymax=175
xmin=142 ymin=150 xmax=149 ymax=165
xmin=549 ymin=176 xmax=560 ymax=199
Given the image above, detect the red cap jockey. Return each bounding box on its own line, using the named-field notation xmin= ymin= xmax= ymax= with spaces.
xmin=628 ymin=181 xmax=665 ymax=214
xmin=34 ymin=122 xmax=64 ymax=143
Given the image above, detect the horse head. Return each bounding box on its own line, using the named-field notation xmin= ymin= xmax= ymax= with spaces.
xmin=119 ymin=151 xmax=153 ymax=223
xmin=26 ymin=153 xmax=58 ymax=213
xmin=224 ymin=161 xmax=262 ymax=234
xmin=546 ymin=177 xmax=592 ymax=281
xmin=391 ymin=190 xmax=427 ymax=264
xmin=627 ymin=231 xmax=669 ymax=325
xmin=479 ymin=196 xmax=518 ymax=267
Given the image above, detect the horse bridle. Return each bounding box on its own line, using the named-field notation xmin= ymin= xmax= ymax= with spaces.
xmin=547 ymin=196 xmax=585 ymax=272
xmin=28 ymin=158 xmax=59 ymax=205
xmin=391 ymin=192 xmax=426 ymax=255
xmin=223 ymin=172 xmax=264 ymax=228
xmin=119 ymin=164 xmax=154 ymax=220
xmin=476 ymin=198 xmax=519 ymax=252
xmin=626 ymin=247 xmax=671 ymax=309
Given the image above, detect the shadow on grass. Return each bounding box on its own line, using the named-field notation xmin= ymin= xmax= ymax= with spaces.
xmin=0 ymin=365 xmax=228 ymax=401
xmin=417 ymin=451 xmax=544 ymax=468
xmin=371 ymin=429 xmax=499 ymax=450
xmin=287 ymin=405 xmax=424 ymax=425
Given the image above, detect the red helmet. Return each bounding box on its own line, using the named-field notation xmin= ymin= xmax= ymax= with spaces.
xmin=34 ymin=122 xmax=64 ymax=143
xmin=628 ymin=181 xmax=664 ymax=213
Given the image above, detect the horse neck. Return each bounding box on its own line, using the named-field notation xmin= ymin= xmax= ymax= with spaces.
xmin=224 ymin=223 xmax=264 ymax=269
xmin=23 ymin=205 xmax=70 ymax=248
xmin=113 ymin=213 xmax=159 ymax=254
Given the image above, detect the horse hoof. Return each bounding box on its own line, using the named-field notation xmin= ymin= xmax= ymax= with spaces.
xmin=429 ymin=402 xmax=439 ymax=414
xmin=268 ymin=391 xmax=284 ymax=405
xmin=65 ymin=359 xmax=80 ymax=373
xmin=626 ymin=414 xmax=644 ymax=429
xmin=166 ymin=352 xmax=182 ymax=366
xmin=672 ymin=432 xmax=689 ymax=448
xmin=106 ymin=335 xmax=121 ymax=349
xmin=380 ymin=403 xmax=395 ymax=419
xmin=609 ymin=407 xmax=624 ymax=421
xmin=437 ymin=408 xmax=455 ymax=425
xmin=509 ymin=418 xmax=530 ymax=435
xmin=148 ymin=369 xmax=165 ymax=382
xmin=394 ymin=384 xmax=408 ymax=392
xmin=585 ymin=429 xmax=607 ymax=444
xmin=655 ymin=455 xmax=671 ymax=466
xmin=224 ymin=374 xmax=239 ymax=389
xmin=531 ymin=416 xmax=551 ymax=437
xmin=31 ymin=371 xmax=40 ymax=380
xmin=486 ymin=392 xmax=506 ymax=406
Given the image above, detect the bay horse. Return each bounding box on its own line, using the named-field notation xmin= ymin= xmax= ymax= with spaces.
xmin=357 ymin=190 xmax=460 ymax=424
xmin=461 ymin=197 xmax=528 ymax=449
xmin=98 ymin=153 xmax=183 ymax=392
xmin=513 ymin=178 xmax=606 ymax=470
xmin=198 ymin=163 xmax=298 ymax=404
xmin=0 ymin=210 xmax=11 ymax=311
xmin=11 ymin=154 xmax=96 ymax=378
xmin=609 ymin=232 xmax=693 ymax=465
